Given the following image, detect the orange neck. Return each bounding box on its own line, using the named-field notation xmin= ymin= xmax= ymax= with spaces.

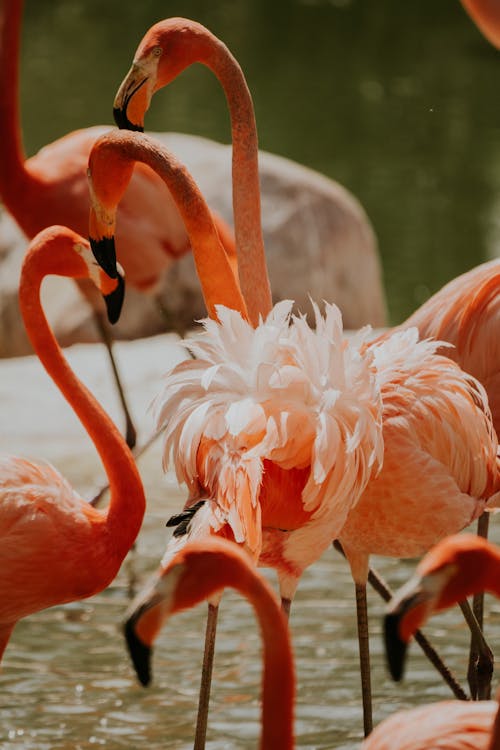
xmin=19 ymin=236 xmax=145 ymax=561
xmin=188 ymin=548 xmax=295 ymax=749
xmin=0 ymin=0 xmax=34 ymax=212
xmin=90 ymin=131 xmax=249 ymax=322
xmin=246 ymin=573 xmax=295 ymax=749
xmin=160 ymin=22 xmax=272 ymax=325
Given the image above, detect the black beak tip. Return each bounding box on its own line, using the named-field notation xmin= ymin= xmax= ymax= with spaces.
xmin=124 ymin=618 xmax=152 ymax=687
xmin=384 ymin=612 xmax=408 ymax=682
xmin=104 ymin=273 xmax=125 ymax=325
xmin=113 ymin=106 xmax=144 ymax=132
xmin=90 ymin=237 xmax=118 ymax=279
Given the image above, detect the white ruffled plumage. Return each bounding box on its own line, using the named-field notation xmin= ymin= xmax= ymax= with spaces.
xmin=153 ymin=300 xmax=384 ymax=563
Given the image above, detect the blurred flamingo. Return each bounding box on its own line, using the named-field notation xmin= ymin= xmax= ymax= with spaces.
xmin=0 ymin=225 xmax=146 ymax=663
xmin=0 ymin=0 xmax=237 ymax=447
xmin=460 ymin=0 xmax=500 ymax=48
xmin=124 ymin=537 xmax=295 ymax=750
xmin=361 ymin=699 xmax=499 ymax=749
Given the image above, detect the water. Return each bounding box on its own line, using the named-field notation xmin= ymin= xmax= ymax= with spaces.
xmin=1 ymin=335 xmax=499 ymax=748
xmin=3 ymin=0 xmax=500 ymax=746
xmin=17 ymin=0 xmax=500 ymax=325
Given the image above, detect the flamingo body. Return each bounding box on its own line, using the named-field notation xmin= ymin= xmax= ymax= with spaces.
xmin=361 ymin=700 xmax=497 ymax=750
xmin=155 ymin=301 xmax=383 ymax=576
xmin=0 ymin=456 xmax=112 ymax=623
xmin=338 ymin=328 xmax=500 ymax=581
xmin=396 ymin=259 xmax=500 ymax=437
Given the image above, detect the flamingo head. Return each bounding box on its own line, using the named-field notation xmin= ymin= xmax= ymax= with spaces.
xmin=124 ymin=539 xmax=244 ymax=686
xmin=384 ymin=533 xmax=493 ymax=681
xmin=113 ymin=18 xmax=217 ymax=131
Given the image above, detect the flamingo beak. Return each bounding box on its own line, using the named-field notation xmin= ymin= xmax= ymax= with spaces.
xmin=90 ymin=236 xmax=118 ymax=280
xmin=113 ymin=106 xmax=144 ymax=132
xmin=384 ymin=578 xmax=431 ymax=681
xmin=103 ymin=271 xmax=125 ymax=325
xmin=124 ymin=610 xmax=154 ymax=687
xmin=113 ymin=63 xmax=148 ymax=132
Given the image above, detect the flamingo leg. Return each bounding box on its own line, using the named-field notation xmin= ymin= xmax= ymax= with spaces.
xmin=467 ymin=512 xmax=493 ymax=700
xmin=93 ymin=311 xmax=137 ymax=449
xmin=355 ymin=582 xmax=373 ymax=737
xmin=194 ymin=602 xmax=219 ymax=750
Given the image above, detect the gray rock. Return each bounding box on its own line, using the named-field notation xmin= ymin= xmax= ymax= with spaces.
xmin=0 ymin=132 xmax=387 ymax=357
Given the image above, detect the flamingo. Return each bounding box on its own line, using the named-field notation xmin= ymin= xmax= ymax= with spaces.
xmin=111 ymin=15 xmax=272 ymax=326
xmin=87 ymin=130 xmax=500 ymax=740
xmin=385 ymin=534 xmax=500 ymax=680
xmin=124 ymin=536 xmax=500 ymax=749
xmin=87 ymin=128 xmax=385 ymax=742
xmin=109 ymin=3 xmax=500 ymax=736
xmin=361 ymin=699 xmax=499 ymax=749
xmin=367 ymin=533 xmax=500 ymax=750
xmin=0 ymin=224 xmax=146 ymax=662
xmin=123 ymin=537 xmax=295 ymax=750
xmin=89 ymin=131 xmax=382 ymax=580
xmin=0 ymin=0 xmax=237 ymax=447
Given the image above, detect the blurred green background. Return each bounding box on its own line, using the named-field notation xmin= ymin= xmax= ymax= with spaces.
xmin=19 ymin=0 xmax=500 ymax=324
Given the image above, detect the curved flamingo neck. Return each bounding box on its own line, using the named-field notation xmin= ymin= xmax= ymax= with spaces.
xmin=161 ymin=21 xmax=272 ymax=326
xmin=244 ymin=572 xmax=295 ymax=749
xmin=90 ymin=131 xmax=249 ymax=322
xmin=192 ymin=548 xmax=295 ymax=749
xmin=19 ymin=235 xmax=145 ymax=560
xmin=0 ymin=0 xmax=33 ymax=211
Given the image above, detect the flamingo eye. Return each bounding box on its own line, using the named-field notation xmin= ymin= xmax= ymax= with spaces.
xmin=152 ymin=46 xmax=162 ymax=57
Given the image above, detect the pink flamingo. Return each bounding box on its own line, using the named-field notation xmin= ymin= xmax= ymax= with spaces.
xmin=368 ymin=533 xmax=500 ymax=750
xmin=0 ymin=0 xmax=237 ymax=446
xmin=395 ymin=259 xmax=500 ymax=437
xmin=88 ymin=129 xmax=500 ymax=739
xmin=124 ymin=537 xmax=295 ymax=750
xmin=0 ymin=225 xmax=146 ymax=662
xmin=87 ymin=128 xmax=385 ymax=742
xmin=362 ymin=699 xmax=499 ymax=749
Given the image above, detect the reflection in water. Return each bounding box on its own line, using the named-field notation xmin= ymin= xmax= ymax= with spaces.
xmin=2 ymin=0 xmax=500 ymax=746
xmin=19 ymin=0 xmax=500 ymax=325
